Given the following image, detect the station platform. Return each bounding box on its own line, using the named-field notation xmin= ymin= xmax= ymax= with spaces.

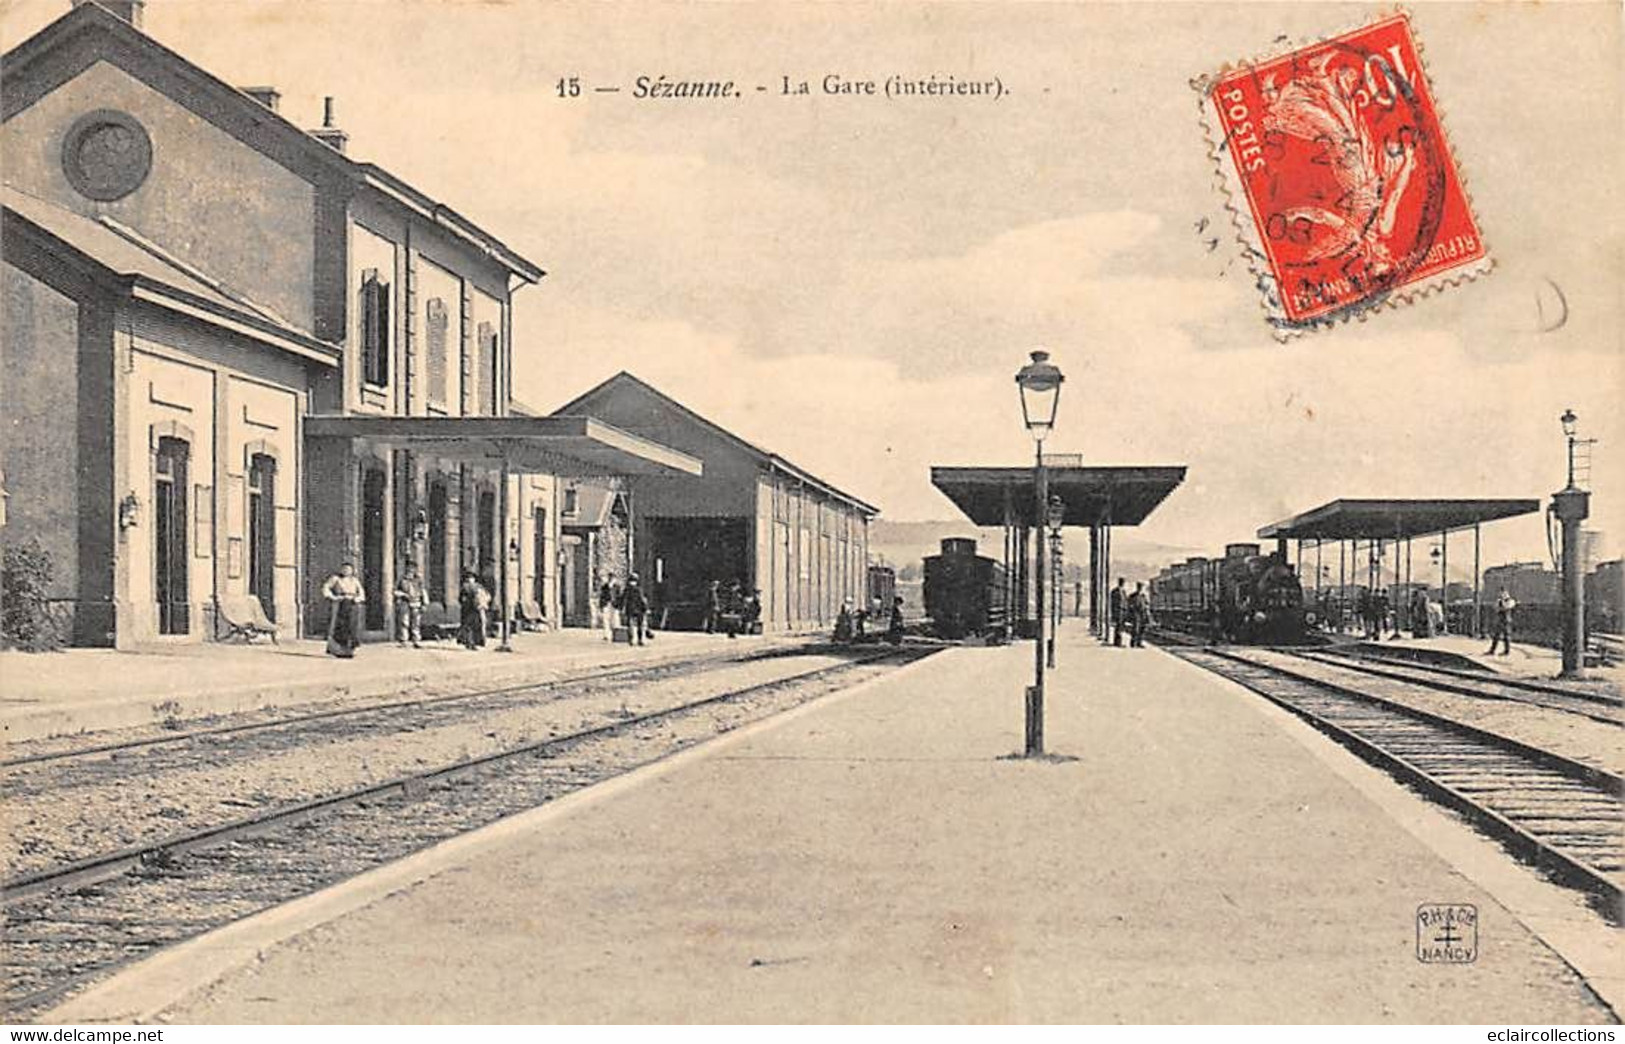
xmin=55 ymin=627 xmax=1616 ymax=1024
xmin=0 ymin=628 xmax=804 ymax=744
xmin=1342 ymin=634 xmax=1623 ymax=692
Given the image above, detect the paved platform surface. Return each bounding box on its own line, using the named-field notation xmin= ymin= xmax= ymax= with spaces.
xmin=1 ymin=629 xmax=804 ymax=743
xmin=85 ymin=626 xmax=1613 ymax=1024
xmin=1349 ymin=635 xmax=1623 ymax=692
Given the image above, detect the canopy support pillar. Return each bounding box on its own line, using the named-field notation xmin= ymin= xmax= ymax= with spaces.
xmin=495 ymin=444 xmax=514 ymax=653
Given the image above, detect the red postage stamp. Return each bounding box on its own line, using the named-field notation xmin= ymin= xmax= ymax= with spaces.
xmin=1198 ymin=13 xmax=1490 ymax=333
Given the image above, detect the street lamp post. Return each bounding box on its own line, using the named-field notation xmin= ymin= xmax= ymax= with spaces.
xmin=1016 ymin=350 xmax=1064 ymax=757
xmin=1047 ymin=495 xmax=1065 ymax=668
xmin=1553 ymin=409 xmax=1592 ymax=678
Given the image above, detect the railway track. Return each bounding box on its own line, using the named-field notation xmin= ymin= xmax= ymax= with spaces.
xmin=1170 ymin=646 xmax=1623 ymax=921
xmin=2 ymin=640 xmax=829 ymax=771
xmin=2 ymin=646 xmax=931 ymax=1018
xmin=1289 ymin=648 xmax=1623 ymax=726
xmin=1311 ymin=645 xmax=1622 ymax=707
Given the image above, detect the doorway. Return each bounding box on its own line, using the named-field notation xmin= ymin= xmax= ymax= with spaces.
xmin=154 ymin=436 xmax=190 ymax=635
xmin=477 ymin=488 xmax=496 ymax=588
xmin=362 ymin=466 xmax=387 ymax=630
xmin=247 ymin=454 xmax=277 ymax=620
xmin=532 ymin=506 xmax=547 ymax=606
xmin=561 ymin=535 xmax=589 ymax=626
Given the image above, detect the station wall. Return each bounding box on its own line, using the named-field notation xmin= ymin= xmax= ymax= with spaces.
xmin=1 ymin=59 xmax=318 ymax=333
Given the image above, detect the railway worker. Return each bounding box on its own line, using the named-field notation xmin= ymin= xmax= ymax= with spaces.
xmin=622 ymin=574 xmax=650 ymax=646
xmin=744 ymin=588 xmax=762 ymax=635
xmin=320 ymin=561 xmax=365 ymax=659
xmin=1128 ymin=581 xmax=1153 ymax=648
xmin=1109 ymin=577 xmax=1128 ymax=647
xmin=1411 ymin=588 xmax=1433 ymax=639
xmin=704 ymin=580 xmax=722 ymax=634
xmin=835 ymin=597 xmax=856 ymax=643
xmin=394 ymin=561 xmax=427 ymax=648
xmin=1487 ymin=588 xmax=1517 ymax=656
xmin=598 ymin=579 xmax=619 ymax=642
xmin=459 ymin=570 xmax=488 ymax=649
xmin=887 ymin=595 xmax=905 ymax=646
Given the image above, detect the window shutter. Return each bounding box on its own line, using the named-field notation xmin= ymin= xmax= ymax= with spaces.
xmin=361 ymin=270 xmax=390 ymax=388
xmin=426 ymin=298 xmax=448 ymax=408
xmin=477 ymin=321 xmax=498 ymax=416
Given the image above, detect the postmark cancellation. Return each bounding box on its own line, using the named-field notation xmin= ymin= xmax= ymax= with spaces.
xmin=1196 ymin=12 xmax=1492 ymax=336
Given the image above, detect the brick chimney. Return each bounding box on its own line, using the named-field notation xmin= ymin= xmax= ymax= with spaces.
xmin=309 ymin=96 xmax=348 ymax=154
xmin=241 ymin=86 xmax=281 ymax=113
xmin=71 ymin=0 xmax=144 ymax=29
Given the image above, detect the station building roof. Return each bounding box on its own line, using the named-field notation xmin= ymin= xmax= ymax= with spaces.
xmin=1256 ymin=498 xmax=1541 ymax=542
xmin=930 ymin=465 xmax=1187 ymax=528
xmin=304 ymin=414 xmax=703 ymax=479
xmin=552 ymin=372 xmax=880 ymax=516
xmin=3 ymin=2 xmax=544 ymax=284
xmin=3 ymin=186 xmax=341 ymax=366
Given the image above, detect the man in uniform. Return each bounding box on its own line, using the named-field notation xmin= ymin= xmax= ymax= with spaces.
xmin=1128 ymin=581 xmax=1154 ymax=648
xmin=1487 ymin=587 xmax=1516 ymax=656
xmin=1109 ymin=577 xmax=1128 ymax=647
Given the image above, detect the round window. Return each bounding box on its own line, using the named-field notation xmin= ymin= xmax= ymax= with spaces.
xmin=61 ymin=109 xmax=152 ymax=202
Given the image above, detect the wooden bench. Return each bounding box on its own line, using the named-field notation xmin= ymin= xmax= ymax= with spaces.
xmin=215 ymin=594 xmax=279 ymax=644
xmin=514 ymin=600 xmax=549 ymax=632
xmin=420 ymin=604 xmax=459 ymax=640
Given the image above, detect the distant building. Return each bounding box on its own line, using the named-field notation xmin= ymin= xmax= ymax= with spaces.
xmin=1481 ymin=563 xmax=1560 ymax=607
xmin=552 ymin=373 xmax=878 ymax=632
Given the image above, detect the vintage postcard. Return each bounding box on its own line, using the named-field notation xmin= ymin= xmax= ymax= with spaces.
xmin=0 ymin=0 xmax=1619 ymax=1031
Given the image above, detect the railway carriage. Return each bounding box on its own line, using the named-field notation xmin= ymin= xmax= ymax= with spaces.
xmin=1151 ymin=543 xmax=1309 ymax=644
xmin=922 ymin=538 xmax=1007 ymax=640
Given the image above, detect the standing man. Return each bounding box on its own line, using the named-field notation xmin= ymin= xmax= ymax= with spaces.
xmin=1109 ymin=577 xmax=1128 ymax=647
xmin=1128 ymin=581 xmax=1153 ymax=648
xmin=1487 ymin=587 xmax=1516 ymax=656
xmin=622 ymin=573 xmax=649 ymax=646
xmin=394 ymin=561 xmax=426 ymax=648
xmin=704 ymin=580 xmax=722 ymax=634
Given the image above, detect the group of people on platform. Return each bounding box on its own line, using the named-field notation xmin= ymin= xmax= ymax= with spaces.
xmin=597 ymin=574 xmax=654 ymax=646
xmin=834 ymin=595 xmax=905 ymax=646
xmin=1313 ymin=587 xmax=1517 ymax=654
xmin=1108 ymin=578 xmax=1155 ymax=648
xmin=700 ymin=580 xmax=762 ymax=639
xmin=317 ymin=560 xmax=499 ymax=659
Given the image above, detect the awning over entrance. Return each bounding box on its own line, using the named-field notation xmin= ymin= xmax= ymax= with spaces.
xmin=930 ymin=465 xmax=1188 ymax=528
xmin=303 ymin=414 xmax=702 ymax=478
xmin=1256 ymin=498 xmax=1539 ymax=541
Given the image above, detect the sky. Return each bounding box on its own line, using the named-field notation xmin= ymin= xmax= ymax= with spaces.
xmin=4 ymin=0 xmax=1620 ymax=578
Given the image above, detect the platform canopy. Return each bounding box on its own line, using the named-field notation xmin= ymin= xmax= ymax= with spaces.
xmin=305 ymin=415 xmax=702 ymax=478
xmin=1256 ymin=498 xmax=1540 ymax=542
xmin=930 ymin=465 xmax=1187 ymax=528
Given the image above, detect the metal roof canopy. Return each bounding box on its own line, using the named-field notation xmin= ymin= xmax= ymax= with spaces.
xmin=930 ymin=465 xmax=1187 ymax=528
xmin=1256 ymin=498 xmax=1540 ymax=542
xmin=304 ymin=415 xmax=703 ymax=478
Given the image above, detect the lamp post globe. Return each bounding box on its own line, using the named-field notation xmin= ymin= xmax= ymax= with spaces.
xmin=1016 ymin=350 xmax=1065 ymax=441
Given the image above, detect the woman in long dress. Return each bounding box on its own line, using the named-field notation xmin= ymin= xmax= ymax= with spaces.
xmin=322 ymin=562 xmax=365 ymax=658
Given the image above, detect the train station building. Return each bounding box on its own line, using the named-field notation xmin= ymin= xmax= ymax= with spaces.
xmin=551 ymin=372 xmax=879 ymax=632
xmin=0 ymin=1 xmax=701 ymax=647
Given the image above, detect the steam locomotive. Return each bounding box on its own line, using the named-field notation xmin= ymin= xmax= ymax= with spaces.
xmin=1150 ymin=542 xmax=1310 ymax=644
xmin=923 ymin=538 xmax=1008 ymax=640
